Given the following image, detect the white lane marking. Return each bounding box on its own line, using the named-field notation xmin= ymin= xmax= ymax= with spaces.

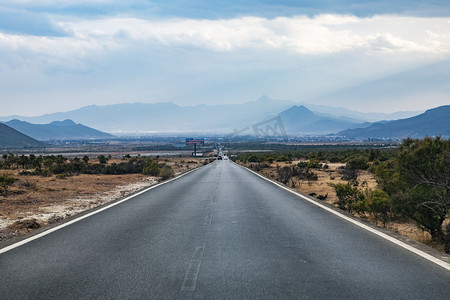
xmin=0 ymin=167 xmax=200 ymax=255
xmin=210 ymin=193 xmax=217 ymax=204
xmin=203 ymin=210 xmax=213 ymax=225
xmin=242 ymin=165 xmax=450 ymax=272
xmin=181 ymin=246 xmax=205 ymax=291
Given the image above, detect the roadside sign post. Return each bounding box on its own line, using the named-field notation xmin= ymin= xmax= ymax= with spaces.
xmin=185 ymin=138 xmax=205 ymax=157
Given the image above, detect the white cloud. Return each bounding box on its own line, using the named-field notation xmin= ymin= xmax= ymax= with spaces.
xmin=62 ymin=14 xmax=450 ymax=55
xmin=1 ymin=13 xmax=450 ymax=115
xmin=0 ymin=14 xmax=448 ymax=67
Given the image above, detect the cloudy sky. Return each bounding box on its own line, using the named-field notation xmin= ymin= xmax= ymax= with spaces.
xmin=1 ymin=0 xmax=450 ymax=116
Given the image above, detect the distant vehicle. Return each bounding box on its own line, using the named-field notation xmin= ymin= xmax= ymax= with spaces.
xmin=217 ymin=155 xmax=223 ymax=160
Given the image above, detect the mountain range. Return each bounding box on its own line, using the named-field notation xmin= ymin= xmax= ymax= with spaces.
xmin=0 ymin=97 xmax=292 ymax=134
xmin=279 ymin=105 xmax=371 ymax=135
xmin=0 ymin=123 xmax=43 ymax=148
xmin=338 ymin=105 xmax=450 ymax=139
xmin=0 ymin=96 xmax=421 ymax=135
xmin=0 ymin=96 xmax=447 ymax=139
xmin=3 ymin=119 xmax=114 ymax=141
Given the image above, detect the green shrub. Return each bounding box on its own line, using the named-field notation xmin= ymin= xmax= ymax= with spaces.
xmin=346 ymin=156 xmax=369 ymax=170
xmin=0 ymin=175 xmax=16 ymax=198
xmin=142 ymin=160 xmax=160 ymax=176
xmin=331 ymin=183 xmax=364 ymax=213
xmin=160 ymin=166 xmax=174 ymax=180
xmin=308 ymin=158 xmax=323 ymax=169
xmin=365 ymin=189 xmax=391 ymax=227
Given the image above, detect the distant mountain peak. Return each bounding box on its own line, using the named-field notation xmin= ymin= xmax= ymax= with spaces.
xmin=50 ymin=119 xmax=77 ymax=127
xmin=5 ymin=119 xmax=113 ymax=141
xmin=7 ymin=119 xmax=27 ymax=124
xmin=285 ymin=105 xmax=315 ymax=115
xmin=256 ymin=95 xmax=273 ymax=102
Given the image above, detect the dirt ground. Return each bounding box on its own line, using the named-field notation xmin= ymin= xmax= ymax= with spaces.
xmin=246 ymin=160 xmax=377 ymax=205
xmin=0 ymin=158 xmax=203 ymax=240
xmin=240 ymin=160 xmax=445 ymax=251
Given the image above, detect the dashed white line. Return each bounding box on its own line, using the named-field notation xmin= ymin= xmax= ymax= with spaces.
xmin=181 ymin=246 xmax=205 ymax=291
xmin=204 ymin=210 xmax=213 ymax=225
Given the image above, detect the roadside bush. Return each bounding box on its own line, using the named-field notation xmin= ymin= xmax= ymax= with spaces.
xmin=97 ymin=155 xmax=109 ymax=164
xmin=0 ymin=175 xmax=16 ymax=198
xmin=297 ymin=161 xmax=308 ymax=168
xmin=276 ymin=165 xmax=317 ymax=185
xmin=365 ymin=189 xmax=391 ymax=227
xmin=160 ymin=166 xmax=174 ymax=180
xmin=331 ymin=183 xmax=364 ymax=213
xmin=376 ymin=137 xmax=450 ymax=252
xmin=249 ymin=162 xmax=270 ymax=171
xmin=346 ymin=156 xmax=369 ymax=170
xmin=142 ymin=160 xmax=160 ymax=176
xmin=277 ymin=166 xmax=294 ymax=184
xmin=308 ymin=158 xmax=323 ymax=169
xmin=275 ymin=154 xmax=292 ymax=162
xmin=247 ymin=155 xmax=263 ymax=163
xmin=338 ymin=166 xmax=359 ymax=182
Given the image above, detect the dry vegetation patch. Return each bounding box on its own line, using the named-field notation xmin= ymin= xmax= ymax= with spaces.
xmin=245 ymin=161 xmax=376 ymax=205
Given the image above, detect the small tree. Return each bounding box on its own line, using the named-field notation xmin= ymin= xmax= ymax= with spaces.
xmin=82 ymin=155 xmax=90 ymax=164
xmin=339 ymin=166 xmax=359 ymax=182
xmin=375 ymin=137 xmax=450 ymax=252
xmin=43 ymin=158 xmax=53 ymax=170
xmin=0 ymin=175 xmax=15 ymax=198
xmin=346 ymin=156 xmax=369 ymax=170
xmin=331 ymin=183 xmax=364 ymax=213
xmin=277 ymin=166 xmax=294 ymax=184
xmin=56 ymin=155 xmax=66 ymax=166
xmin=308 ymin=158 xmax=322 ymax=169
xmin=365 ymin=189 xmax=391 ymax=227
xmin=97 ymin=155 xmax=109 ymax=165
xmin=395 ymin=137 xmax=450 ymax=251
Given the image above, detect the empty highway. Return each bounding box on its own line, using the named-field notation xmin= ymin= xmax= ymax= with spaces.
xmin=1 ymin=160 xmax=449 ymax=299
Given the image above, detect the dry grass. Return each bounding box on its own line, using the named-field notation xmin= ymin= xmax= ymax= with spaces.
xmin=0 ymin=158 xmax=202 ymax=239
xmin=246 ymin=161 xmax=377 ymax=205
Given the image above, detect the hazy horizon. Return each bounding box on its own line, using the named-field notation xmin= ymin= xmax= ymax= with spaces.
xmin=1 ymin=1 xmax=449 ymax=116
xmin=0 ymin=96 xmax=429 ymax=119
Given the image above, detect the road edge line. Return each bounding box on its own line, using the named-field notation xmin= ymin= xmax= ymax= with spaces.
xmin=0 ymin=166 xmax=202 ymax=255
xmin=241 ymin=164 xmax=450 ymax=272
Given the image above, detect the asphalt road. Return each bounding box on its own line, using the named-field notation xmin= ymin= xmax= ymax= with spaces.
xmin=1 ymin=160 xmax=449 ymax=299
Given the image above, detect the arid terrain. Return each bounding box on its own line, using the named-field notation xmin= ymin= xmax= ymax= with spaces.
xmin=0 ymin=157 xmax=204 ymax=240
